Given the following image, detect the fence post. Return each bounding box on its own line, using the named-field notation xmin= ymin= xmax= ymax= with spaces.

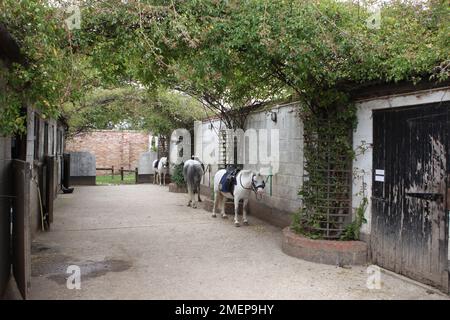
xmin=120 ymin=167 xmax=124 ymax=181
xmin=111 ymin=165 xmax=114 ymax=179
xmin=135 ymin=167 xmax=138 ymax=184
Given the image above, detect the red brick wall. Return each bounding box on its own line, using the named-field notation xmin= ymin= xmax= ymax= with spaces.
xmin=66 ymin=130 xmax=150 ymax=174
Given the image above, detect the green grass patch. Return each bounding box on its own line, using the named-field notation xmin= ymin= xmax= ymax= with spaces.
xmin=96 ymin=173 xmax=136 ymax=185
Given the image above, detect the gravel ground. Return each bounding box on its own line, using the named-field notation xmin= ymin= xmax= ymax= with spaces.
xmin=29 ymin=185 xmax=449 ymax=300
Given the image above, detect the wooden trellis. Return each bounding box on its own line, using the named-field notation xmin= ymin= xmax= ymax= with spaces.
xmin=300 ymin=129 xmax=353 ymax=239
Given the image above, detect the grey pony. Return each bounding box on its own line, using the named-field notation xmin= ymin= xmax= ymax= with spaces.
xmin=183 ymin=157 xmax=204 ymax=208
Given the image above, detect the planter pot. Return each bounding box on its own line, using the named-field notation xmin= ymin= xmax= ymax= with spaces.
xmin=282 ymin=227 xmax=367 ymax=266
xmin=168 ymin=183 xmax=187 ymax=193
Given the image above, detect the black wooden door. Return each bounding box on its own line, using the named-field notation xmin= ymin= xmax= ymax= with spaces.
xmin=372 ymin=101 xmax=449 ymax=291
xmin=12 ymin=160 xmax=31 ymax=299
xmin=0 ymin=145 xmax=12 ymax=296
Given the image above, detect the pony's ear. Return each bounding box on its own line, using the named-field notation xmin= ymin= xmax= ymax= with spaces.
xmin=251 ymin=171 xmax=262 ymax=179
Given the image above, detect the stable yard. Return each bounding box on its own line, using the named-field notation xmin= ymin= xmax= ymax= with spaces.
xmin=29 ymin=185 xmax=448 ymax=300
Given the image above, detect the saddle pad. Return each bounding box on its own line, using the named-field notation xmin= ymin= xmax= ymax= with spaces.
xmin=219 ymin=168 xmax=238 ymax=194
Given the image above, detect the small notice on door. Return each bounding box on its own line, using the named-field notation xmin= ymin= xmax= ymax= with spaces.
xmin=375 ymin=169 xmax=385 ymax=182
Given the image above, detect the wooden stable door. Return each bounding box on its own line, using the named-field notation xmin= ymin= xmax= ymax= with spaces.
xmin=12 ymin=160 xmax=31 ymax=299
xmin=371 ymin=101 xmax=449 ymax=292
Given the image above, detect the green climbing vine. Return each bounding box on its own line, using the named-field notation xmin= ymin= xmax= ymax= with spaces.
xmin=291 ymin=91 xmax=358 ymax=239
xmin=171 ymin=163 xmax=185 ymax=188
xmin=340 ymin=197 xmax=368 ymax=241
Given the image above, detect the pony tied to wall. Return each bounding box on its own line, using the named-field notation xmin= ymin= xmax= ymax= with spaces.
xmin=153 ymin=157 xmax=168 ymax=185
xmin=213 ymin=168 xmax=266 ymax=227
xmin=183 ymin=157 xmax=204 ymax=208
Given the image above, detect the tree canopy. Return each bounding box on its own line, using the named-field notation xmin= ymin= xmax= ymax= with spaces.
xmin=63 ymin=86 xmax=205 ymax=136
xmin=0 ymin=0 xmax=448 ymax=135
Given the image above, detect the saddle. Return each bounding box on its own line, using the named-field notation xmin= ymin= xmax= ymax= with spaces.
xmin=219 ymin=166 xmax=240 ymax=196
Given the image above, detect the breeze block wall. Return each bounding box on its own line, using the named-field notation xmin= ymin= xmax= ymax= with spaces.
xmin=66 ymin=130 xmax=151 ymax=174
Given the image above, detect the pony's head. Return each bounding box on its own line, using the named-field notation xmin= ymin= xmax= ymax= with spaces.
xmin=161 ymin=157 xmax=168 ymax=168
xmin=251 ymin=172 xmax=266 ymax=195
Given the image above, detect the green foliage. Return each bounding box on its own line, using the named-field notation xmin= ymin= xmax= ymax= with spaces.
xmin=64 ymin=86 xmax=205 ymax=136
xmin=291 ymin=209 xmax=322 ymax=240
xmin=340 ymin=197 xmax=368 ymax=241
xmin=2 ymin=0 xmax=448 ymax=137
xmin=63 ymin=86 xmax=148 ymax=135
xmin=141 ymin=89 xmax=206 ymax=136
xmin=0 ymin=0 xmax=92 ymax=136
xmin=171 ymin=163 xmax=185 ymax=187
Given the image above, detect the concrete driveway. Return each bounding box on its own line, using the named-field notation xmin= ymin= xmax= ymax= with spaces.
xmin=30 ymin=184 xmax=448 ymax=299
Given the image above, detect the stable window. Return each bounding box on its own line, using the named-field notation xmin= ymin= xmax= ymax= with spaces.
xmin=218 ymin=129 xmax=241 ymax=169
xmin=178 ymin=136 xmax=184 ymax=158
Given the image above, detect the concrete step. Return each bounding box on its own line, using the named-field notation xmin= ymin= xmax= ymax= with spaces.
xmin=200 ymin=198 xmax=243 ymax=215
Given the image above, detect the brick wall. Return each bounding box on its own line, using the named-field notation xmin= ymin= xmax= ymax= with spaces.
xmin=66 ymin=130 xmax=151 ymax=174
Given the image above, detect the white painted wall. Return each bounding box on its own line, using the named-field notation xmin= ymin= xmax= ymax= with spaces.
xmin=352 ymin=88 xmax=450 ymax=237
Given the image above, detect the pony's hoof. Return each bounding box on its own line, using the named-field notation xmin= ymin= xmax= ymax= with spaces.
xmin=187 ymin=202 xmax=191 ymax=207
xmin=222 ymin=214 xmax=228 ymax=219
xmin=192 ymin=204 xmax=197 ymax=209
xmin=243 ymin=220 xmax=249 ymax=226
xmin=234 ymin=222 xmax=240 ymax=227
xmin=211 ymin=214 xmax=217 ymax=218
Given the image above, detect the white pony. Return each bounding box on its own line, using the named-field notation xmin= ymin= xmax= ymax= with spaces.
xmin=153 ymin=157 xmax=168 ymax=185
xmin=212 ymin=169 xmax=266 ymax=227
